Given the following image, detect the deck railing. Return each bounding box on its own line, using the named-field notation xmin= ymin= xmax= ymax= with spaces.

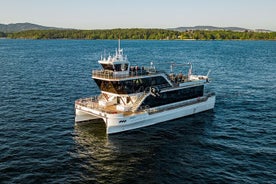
xmin=92 ymin=68 xmax=160 ymax=80
xmin=75 ymin=92 xmax=215 ymax=115
xmin=75 ymin=97 xmax=99 ymax=109
xmin=145 ymin=92 xmax=215 ymax=114
xmin=75 ymin=97 xmax=118 ymax=114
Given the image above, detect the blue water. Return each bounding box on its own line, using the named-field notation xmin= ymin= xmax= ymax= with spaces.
xmin=0 ymin=39 xmax=275 ymax=183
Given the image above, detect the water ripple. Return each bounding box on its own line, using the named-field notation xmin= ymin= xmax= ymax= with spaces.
xmin=0 ymin=40 xmax=275 ymax=183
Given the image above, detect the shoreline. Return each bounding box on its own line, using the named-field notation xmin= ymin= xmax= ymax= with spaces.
xmin=1 ymin=29 xmax=275 ymax=40
xmin=0 ymin=37 xmax=275 ymax=41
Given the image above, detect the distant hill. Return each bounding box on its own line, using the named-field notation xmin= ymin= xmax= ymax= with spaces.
xmin=168 ymin=26 xmax=272 ymax=32
xmin=0 ymin=23 xmax=273 ymax=34
xmin=0 ymin=22 xmax=65 ymax=33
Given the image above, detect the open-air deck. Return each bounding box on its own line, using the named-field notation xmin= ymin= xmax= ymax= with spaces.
xmin=75 ymin=97 xmax=137 ymax=116
xmin=92 ymin=67 xmax=160 ymax=80
xmin=92 ymin=68 xmax=207 ymax=88
xmin=75 ymin=97 xmax=118 ymax=114
xmin=75 ymin=92 xmax=215 ymax=117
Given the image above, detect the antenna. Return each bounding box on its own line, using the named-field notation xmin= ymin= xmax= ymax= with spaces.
xmin=117 ymin=37 xmax=123 ymax=56
xmin=207 ymin=69 xmax=211 ymax=77
xmin=188 ymin=63 xmax=192 ymax=76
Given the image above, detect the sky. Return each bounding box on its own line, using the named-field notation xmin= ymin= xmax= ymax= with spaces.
xmin=1 ymin=0 xmax=276 ymax=31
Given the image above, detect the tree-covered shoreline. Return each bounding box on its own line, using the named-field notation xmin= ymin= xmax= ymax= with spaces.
xmin=0 ymin=29 xmax=275 ymax=40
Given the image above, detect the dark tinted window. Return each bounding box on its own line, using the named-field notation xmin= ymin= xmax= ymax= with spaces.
xmin=142 ymin=85 xmax=204 ymax=107
xmin=94 ymin=76 xmax=170 ymax=94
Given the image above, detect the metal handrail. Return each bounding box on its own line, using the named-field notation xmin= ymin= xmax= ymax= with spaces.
xmin=92 ymin=69 xmax=164 ymax=80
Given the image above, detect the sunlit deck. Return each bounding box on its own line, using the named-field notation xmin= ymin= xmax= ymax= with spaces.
xmin=75 ymin=92 xmax=215 ymax=118
xmin=75 ymin=97 xmax=118 ymax=114
xmin=92 ymin=68 xmax=161 ymax=80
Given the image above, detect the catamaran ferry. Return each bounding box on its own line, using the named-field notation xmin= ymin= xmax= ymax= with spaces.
xmin=75 ymin=41 xmax=215 ymax=134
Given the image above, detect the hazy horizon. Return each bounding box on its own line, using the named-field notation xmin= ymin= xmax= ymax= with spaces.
xmin=1 ymin=0 xmax=276 ymax=31
xmin=1 ymin=22 xmax=274 ymax=31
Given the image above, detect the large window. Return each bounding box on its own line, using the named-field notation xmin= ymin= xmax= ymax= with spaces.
xmin=101 ymin=64 xmax=113 ymax=71
xmin=142 ymin=85 xmax=204 ymax=107
xmin=94 ymin=76 xmax=170 ymax=94
xmin=114 ymin=64 xmax=128 ymax=71
xmin=101 ymin=64 xmax=129 ymax=71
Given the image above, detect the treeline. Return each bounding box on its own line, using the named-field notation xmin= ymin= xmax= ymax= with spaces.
xmin=2 ymin=29 xmax=178 ymax=40
xmin=180 ymin=30 xmax=276 ymax=40
xmin=1 ymin=29 xmax=276 ymax=40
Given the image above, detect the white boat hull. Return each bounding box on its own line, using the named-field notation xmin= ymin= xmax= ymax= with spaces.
xmin=75 ymin=95 xmax=215 ymax=134
xmin=75 ymin=109 xmax=101 ymax=122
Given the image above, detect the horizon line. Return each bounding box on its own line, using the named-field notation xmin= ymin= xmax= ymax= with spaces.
xmin=0 ymin=22 xmax=274 ymax=32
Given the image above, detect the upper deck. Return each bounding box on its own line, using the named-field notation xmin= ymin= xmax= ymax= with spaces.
xmin=93 ymin=41 xmax=210 ymax=94
xmin=92 ymin=66 xmax=208 ymax=96
xmin=93 ymin=67 xmax=208 ymax=84
xmin=92 ymin=66 xmax=160 ymax=80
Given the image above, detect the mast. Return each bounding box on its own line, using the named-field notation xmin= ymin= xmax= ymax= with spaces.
xmin=117 ymin=38 xmax=123 ymax=56
xmin=118 ymin=38 xmax=121 ymax=53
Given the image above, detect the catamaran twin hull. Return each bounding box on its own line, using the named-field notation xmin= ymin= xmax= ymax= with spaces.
xmin=75 ymin=93 xmax=215 ymax=134
xmin=75 ymin=40 xmax=216 ymax=134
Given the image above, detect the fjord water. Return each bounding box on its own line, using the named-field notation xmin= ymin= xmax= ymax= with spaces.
xmin=0 ymin=39 xmax=275 ymax=183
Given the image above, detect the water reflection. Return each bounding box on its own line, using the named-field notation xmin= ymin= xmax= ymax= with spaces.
xmin=73 ymin=111 xmax=215 ymax=183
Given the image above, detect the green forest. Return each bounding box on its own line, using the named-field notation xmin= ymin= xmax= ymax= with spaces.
xmin=1 ymin=29 xmax=275 ymax=40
